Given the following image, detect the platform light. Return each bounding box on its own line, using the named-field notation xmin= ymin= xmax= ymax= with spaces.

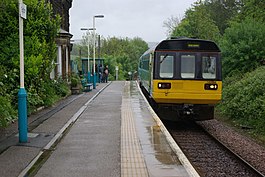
xmin=80 ymin=27 xmax=95 ymax=83
xmin=92 ymin=14 xmax=104 ymax=89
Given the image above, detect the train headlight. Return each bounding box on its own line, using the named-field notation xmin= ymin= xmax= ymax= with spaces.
xmin=158 ymin=83 xmax=171 ymax=89
xmin=204 ymin=83 xmax=218 ymax=90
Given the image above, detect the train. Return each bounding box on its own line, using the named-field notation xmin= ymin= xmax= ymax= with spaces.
xmin=138 ymin=37 xmax=222 ymax=120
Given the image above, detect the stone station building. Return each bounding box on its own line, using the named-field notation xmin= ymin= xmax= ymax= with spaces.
xmin=47 ymin=0 xmax=73 ymax=79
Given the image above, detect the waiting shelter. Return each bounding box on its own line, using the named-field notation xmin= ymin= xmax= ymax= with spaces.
xmin=81 ymin=58 xmax=104 ymax=83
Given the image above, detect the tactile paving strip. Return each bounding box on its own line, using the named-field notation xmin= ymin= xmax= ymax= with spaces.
xmin=121 ymin=83 xmax=149 ymax=177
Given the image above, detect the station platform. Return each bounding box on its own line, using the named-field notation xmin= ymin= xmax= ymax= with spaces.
xmin=0 ymin=81 xmax=199 ymax=177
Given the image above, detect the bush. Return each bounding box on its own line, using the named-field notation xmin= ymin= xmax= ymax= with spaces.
xmin=70 ymin=73 xmax=80 ymax=88
xmin=27 ymin=86 xmax=45 ymax=114
xmin=0 ymin=96 xmax=16 ymax=127
xmin=52 ymin=77 xmax=70 ymax=97
xmin=220 ymin=18 xmax=265 ymax=77
xmin=217 ymin=66 xmax=265 ymax=134
xmin=39 ymin=78 xmax=70 ymax=107
xmin=27 ymin=78 xmax=70 ymax=113
xmin=0 ymin=0 xmax=70 ymax=127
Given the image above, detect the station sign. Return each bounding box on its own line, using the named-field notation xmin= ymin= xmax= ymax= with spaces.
xmin=20 ymin=3 xmax=27 ymax=19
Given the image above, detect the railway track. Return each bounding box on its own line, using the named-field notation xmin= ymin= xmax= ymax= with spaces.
xmin=139 ymin=83 xmax=265 ymax=177
xmin=163 ymin=120 xmax=264 ymax=177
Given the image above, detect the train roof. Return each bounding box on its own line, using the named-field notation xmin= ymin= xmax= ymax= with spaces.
xmin=156 ymin=38 xmax=220 ymax=51
xmin=142 ymin=38 xmax=220 ymax=56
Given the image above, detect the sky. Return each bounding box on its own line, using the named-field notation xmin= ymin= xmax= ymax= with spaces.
xmin=69 ymin=0 xmax=197 ymax=43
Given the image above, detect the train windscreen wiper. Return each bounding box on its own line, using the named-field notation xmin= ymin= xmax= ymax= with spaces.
xmin=160 ymin=54 xmax=168 ymax=63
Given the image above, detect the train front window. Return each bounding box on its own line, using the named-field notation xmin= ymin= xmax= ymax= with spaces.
xmin=159 ymin=55 xmax=174 ymax=78
xmin=202 ymin=56 xmax=216 ymax=79
xmin=181 ymin=55 xmax=195 ymax=78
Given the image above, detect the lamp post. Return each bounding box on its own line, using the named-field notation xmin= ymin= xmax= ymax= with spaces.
xmin=18 ymin=0 xmax=27 ymax=143
xmin=81 ymin=28 xmax=94 ymax=83
xmin=93 ymin=15 xmax=104 ymax=89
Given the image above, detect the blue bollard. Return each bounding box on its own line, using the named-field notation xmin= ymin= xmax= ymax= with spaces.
xmin=87 ymin=71 xmax=91 ymax=83
xmin=93 ymin=74 xmax=96 ymax=89
xmin=18 ymin=88 xmax=28 ymax=143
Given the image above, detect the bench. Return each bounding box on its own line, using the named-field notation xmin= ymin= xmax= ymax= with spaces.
xmin=81 ymin=79 xmax=93 ymax=92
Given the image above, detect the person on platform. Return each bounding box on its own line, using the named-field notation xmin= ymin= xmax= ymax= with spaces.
xmin=103 ymin=65 xmax=109 ymax=83
xmin=99 ymin=64 xmax=103 ymax=83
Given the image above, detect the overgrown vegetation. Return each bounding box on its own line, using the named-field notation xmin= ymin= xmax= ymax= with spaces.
xmin=71 ymin=36 xmax=148 ymax=81
xmin=0 ymin=0 xmax=70 ymax=127
xmin=217 ymin=67 xmax=265 ymax=135
xmin=101 ymin=37 xmax=148 ymax=80
xmin=220 ymin=18 xmax=265 ymax=77
xmin=164 ymin=0 xmax=265 ymax=140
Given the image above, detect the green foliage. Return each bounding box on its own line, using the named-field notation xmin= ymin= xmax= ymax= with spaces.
xmin=72 ymin=36 xmax=148 ymax=80
xmin=0 ymin=66 xmax=8 ymax=96
xmin=23 ymin=0 xmax=60 ymax=81
xmin=53 ymin=78 xmax=70 ymax=98
xmin=27 ymin=86 xmax=45 ymax=114
xmin=70 ymin=73 xmax=80 ymax=87
xmin=0 ymin=61 xmax=17 ymax=126
xmin=27 ymin=77 xmax=70 ymax=115
xmin=217 ymin=66 xmax=265 ymax=134
xmin=170 ymin=0 xmax=244 ymax=39
xmin=0 ymin=0 xmax=68 ymax=127
xmin=203 ymin=0 xmax=243 ymax=34
xmin=169 ymin=0 xmax=265 ymax=138
xmin=100 ymin=37 xmax=148 ymax=80
xmin=172 ymin=2 xmax=221 ymax=41
xmin=220 ymin=18 xmax=265 ymax=77
xmin=235 ymin=0 xmax=265 ymax=23
xmin=33 ymin=78 xmax=69 ymax=108
xmin=0 ymin=96 xmax=16 ymax=127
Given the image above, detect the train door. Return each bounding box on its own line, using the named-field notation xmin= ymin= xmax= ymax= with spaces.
xmin=149 ymin=52 xmax=154 ymax=95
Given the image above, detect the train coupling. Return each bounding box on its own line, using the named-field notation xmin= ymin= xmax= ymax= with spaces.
xmin=183 ymin=105 xmax=194 ymax=115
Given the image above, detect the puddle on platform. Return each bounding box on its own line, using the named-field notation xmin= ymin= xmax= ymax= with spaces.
xmin=128 ymin=81 xmax=189 ymax=177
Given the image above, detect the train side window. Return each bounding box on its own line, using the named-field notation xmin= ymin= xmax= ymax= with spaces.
xmin=159 ymin=55 xmax=174 ymax=78
xmin=202 ymin=56 xmax=216 ymax=79
xmin=181 ymin=55 xmax=195 ymax=78
xmin=139 ymin=59 xmax=142 ymax=68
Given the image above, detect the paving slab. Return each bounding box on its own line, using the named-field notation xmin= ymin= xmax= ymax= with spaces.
xmin=0 ymin=83 xmax=109 ymax=177
xmin=34 ymin=81 xmax=123 ymax=177
xmin=0 ymin=81 xmax=198 ymax=177
xmin=0 ymin=146 xmax=40 ymax=177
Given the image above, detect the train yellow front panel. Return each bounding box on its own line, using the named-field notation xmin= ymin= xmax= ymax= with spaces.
xmin=152 ymin=80 xmax=222 ymax=104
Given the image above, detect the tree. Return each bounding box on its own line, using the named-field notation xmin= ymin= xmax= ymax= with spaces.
xmin=171 ymin=2 xmax=221 ymax=41
xmin=0 ymin=0 xmax=60 ymax=91
xmin=163 ymin=16 xmax=182 ymax=38
xmin=219 ymin=0 xmax=265 ymax=77
xmin=203 ymin=0 xmax=243 ymax=34
xmin=99 ymin=37 xmax=148 ymax=80
xmin=220 ymin=18 xmax=265 ymax=77
xmin=0 ymin=0 xmax=67 ymax=126
xmin=236 ymin=0 xmax=265 ymax=23
xmin=168 ymin=0 xmax=245 ymax=39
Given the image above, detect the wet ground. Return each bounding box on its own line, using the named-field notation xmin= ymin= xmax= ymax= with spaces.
xmin=0 ymin=81 xmax=195 ymax=177
xmin=125 ymin=81 xmax=190 ymax=177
